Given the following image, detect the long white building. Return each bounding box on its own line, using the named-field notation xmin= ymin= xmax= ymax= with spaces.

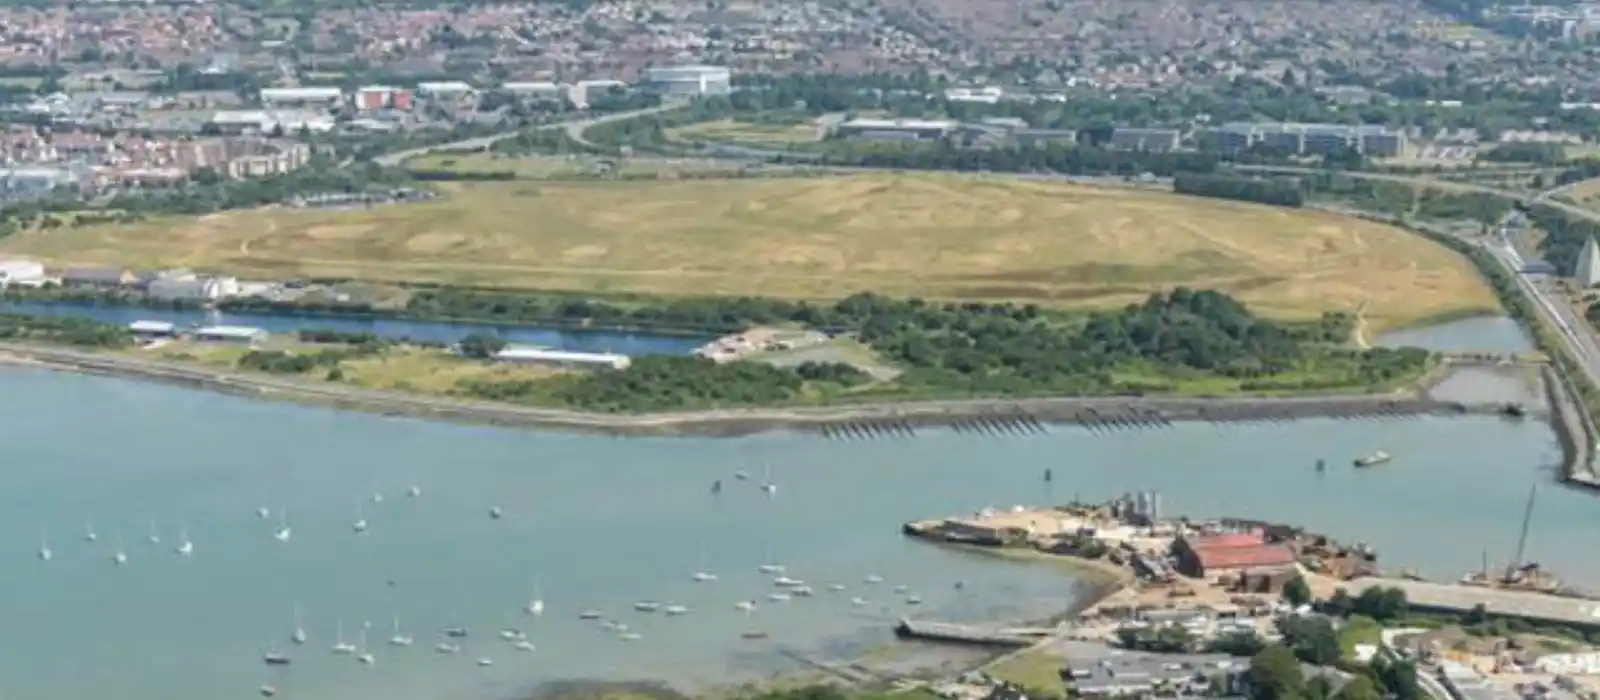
xmin=644 ymin=65 xmax=731 ymax=96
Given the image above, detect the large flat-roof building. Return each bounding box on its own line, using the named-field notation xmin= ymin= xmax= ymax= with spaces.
xmin=194 ymin=325 xmax=268 ymax=345
xmin=491 ymin=346 xmax=631 ymax=371
xmin=1171 ymin=530 xmax=1296 ymax=578
xmin=1207 ymin=122 xmax=1410 ymax=158
xmin=259 ymin=87 xmax=344 ymax=107
xmin=836 ymin=118 xmax=958 ymax=142
xmin=1109 ymin=127 xmax=1182 ymax=152
xmin=644 ymin=65 xmax=731 ymax=96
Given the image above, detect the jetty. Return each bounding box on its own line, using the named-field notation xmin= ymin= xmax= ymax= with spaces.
xmin=893 ymin=619 xmax=1053 ymax=648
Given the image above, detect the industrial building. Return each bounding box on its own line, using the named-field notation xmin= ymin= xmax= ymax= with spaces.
xmin=193 ymin=326 xmax=268 ymax=345
xmin=944 ymin=86 xmax=1004 ymax=104
xmin=1170 ymin=529 xmax=1296 ymax=578
xmin=416 ymin=81 xmax=476 ymax=99
xmin=61 ymin=267 xmax=136 ymax=288
xmin=147 ymin=275 xmax=241 ymax=302
xmin=354 ymin=86 xmax=412 ymax=112
xmin=1109 ymin=127 xmax=1183 ymax=152
xmin=0 ymin=258 xmax=45 ymax=286
xmin=129 ymin=320 xmax=177 ymax=339
xmin=208 ymin=110 xmax=336 ymax=135
xmin=258 ymin=87 xmax=344 ymax=107
xmin=1207 ymin=122 xmax=1410 ymax=157
xmin=490 ymin=346 xmax=631 ymax=370
xmin=644 ymin=65 xmax=731 ymax=96
xmin=1575 ymin=236 xmax=1600 ymax=287
xmin=835 ymin=118 xmax=958 ymax=142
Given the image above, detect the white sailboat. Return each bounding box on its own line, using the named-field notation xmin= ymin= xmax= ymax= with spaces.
xmin=274 ymin=509 xmax=291 ymax=543
xmin=525 ymin=581 xmax=545 ymax=616
xmin=352 ymin=501 xmax=368 ymax=534
xmin=388 ymin=616 xmax=413 ymax=646
xmin=692 ymin=546 xmax=717 ymax=582
xmin=83 ymin=518 xmax=97 ymax=543
xmin=664 ymin=604 xmax=690 ymax=616
xmin=513 ymin=639 xmax=536 ymax=652
xmin=757 ymin=542 xmax=785 ymax=574
xmin=408 ymin=485 xmax=422 ymax=498
xmin=759 ymin=462 xmax=777 ymax=496
xmin=291 ymin=604 xmax=307 ymax=645
xmin=734 ymin=600 xmax=756 ymax=612
xmin=112 ymin=529 xmax=127 ymax=565
xmin=175 ymin=523 xmax=194 ymax=556
xmin=37 ymin=530 xmax=51 ymax=562
xmin=864 ymin=574 xmax=884 ymax=584
xmin=256 ymin=506 xmax=271 ymax=520
xmin=330 ymin=620 xmax=357 ymax=654
xmin=356 ymin=624 xmax=375 ymax=665
xmin=146 ymin=520 xmax=161 ymax=546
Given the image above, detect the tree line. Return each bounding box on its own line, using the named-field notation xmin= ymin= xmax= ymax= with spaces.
xmin=1174 ymin=173 xmax=1305 ymax=207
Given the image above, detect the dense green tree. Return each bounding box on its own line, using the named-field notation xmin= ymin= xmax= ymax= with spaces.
xmin=1340 ymin=676 xmax=1382 ymax=700
xmin=1283 ymin=575 xmax=1313 ymax=607
xmin=1249 ymin=644 xmax=1305 ymax=700
xmin=457 ymin=333 xmax=509 ymax=359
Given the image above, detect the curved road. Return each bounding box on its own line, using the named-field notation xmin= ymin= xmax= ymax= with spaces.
xmin=372 ymin=102 xmax=682 ymax=167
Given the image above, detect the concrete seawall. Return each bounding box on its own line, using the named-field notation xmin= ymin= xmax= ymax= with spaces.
xmin=1544 ymin=363 xmax=1600 ymax=488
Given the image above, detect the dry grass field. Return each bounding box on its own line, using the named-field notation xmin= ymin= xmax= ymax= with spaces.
xmin=0 ymin=174 xmax=1499 ymax=330
xmin=664 ymin=118 xmax=820 ymax=147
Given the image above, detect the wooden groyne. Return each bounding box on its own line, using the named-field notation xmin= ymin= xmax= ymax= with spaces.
xmin=892 ymin=619 xmax=1051 ymax=648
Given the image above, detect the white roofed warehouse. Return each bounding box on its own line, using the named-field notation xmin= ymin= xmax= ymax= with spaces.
xmin=193 ymin=325 xmax=268 ymax=346
xmin=489 ymin=346 xmax=631 ymax=371
xmin=258 ymin=87 xmax=344 ymax=107
xmin=644 ymin=65 xmax=731 ymax=97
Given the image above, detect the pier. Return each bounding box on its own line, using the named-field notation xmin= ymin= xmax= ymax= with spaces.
xmin=893 ymin=619 xmax=1053 ymax=648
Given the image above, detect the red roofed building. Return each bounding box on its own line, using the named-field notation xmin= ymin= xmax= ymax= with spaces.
xmin=1172 ymin=529 xmax=1297 ymax=578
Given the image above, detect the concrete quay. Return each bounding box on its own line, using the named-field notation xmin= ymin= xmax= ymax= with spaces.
xmin=893 ymin=619 xmax=1054 ymax=648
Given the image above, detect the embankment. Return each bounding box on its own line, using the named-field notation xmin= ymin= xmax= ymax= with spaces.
xmin=0 ymin=343 xmax=1524 ymax=437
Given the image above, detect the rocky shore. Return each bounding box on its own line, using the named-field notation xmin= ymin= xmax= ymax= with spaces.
xmin=0 ymin=342 xmax=1532 ymax=438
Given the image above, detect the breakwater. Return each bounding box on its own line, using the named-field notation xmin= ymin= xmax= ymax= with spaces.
xmin=0 ymin=343 xmax=1528 ymax=439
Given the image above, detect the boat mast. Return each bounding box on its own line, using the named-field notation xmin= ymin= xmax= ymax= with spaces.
xmin=1504 ymin=482 xmax=1538 ymax=584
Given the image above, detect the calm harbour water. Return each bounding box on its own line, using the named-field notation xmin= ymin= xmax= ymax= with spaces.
xmin=0 ymin=300 xmax=707 ymax=356
xmin=0 ymin=315 xmax=1590 ymax=700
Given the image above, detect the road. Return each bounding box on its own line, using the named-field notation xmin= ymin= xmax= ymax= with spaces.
xmin=371 ymin=103 xmax=680 ymax=166
xmin=1241 ymin=164 xmax=1600 ymax=393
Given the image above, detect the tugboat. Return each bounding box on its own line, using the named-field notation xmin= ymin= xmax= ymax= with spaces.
xmin=1354 ymin=451 xmax=1392 ymax=468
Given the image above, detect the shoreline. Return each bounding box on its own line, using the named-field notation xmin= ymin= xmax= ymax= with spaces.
xmin=0 ymin=342 xmax=1532 ymax=438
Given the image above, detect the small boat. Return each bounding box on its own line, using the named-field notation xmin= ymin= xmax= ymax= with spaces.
xmin=255 ymin=507 xmax=270 ymax=520
xmin=37 ymin=531 xmax=51 ymax=562
xmin=1315 ymin=459 xmax=1327 ymax=473
xmin=892 ymin=585 xmax=910 ymax=594
xmin=526 ymin=582 xmax=545 ymax=616
xmin=759 ymin=462 xmax=777 ymax=495
xmin=112 ymin=530 xmax=127 ymax=566
xmin=578 ymin=610 xmax=602 ymax=620
xmin=741 ymin=630 xmax=769 ymax=640
xmin=434 ymin=642 xmax=460 ymax=654
xmin=408 ymin=485 xmax=422 ymax=498
xmin=274 ymin=509 xmax=291 ymax=543
xmin=259 ymin=684 xmax=278 ymax=697
xmin=864 ymin=575 xmax=883 ymax=584
xmin=757 ymin=563 xmax=785 ymax=574
xmin=499 ymin=629 xmax=525 ymax=641
xmin=371 ymin=492 xmax=384 ymax=504
xmin=693 ymin=571 xmax=718 ymax=582
xmin=827 ymin=583 xmax=847 ymax=592
xmin=710 ymin=480 xmax=722 ymax=495
xmin=476 ymin=657 xmax=494 ymax=667
xmin=352 ymin=502 xmax=368 ymax=534
xmin=633 ymin=601 xmax=660 ymax=613
xmin=356 ymin=626 xmax=374 ymax=665
xmin=773 ymin=576 xmax=804 ymax=587
xmin=767 ymin=592 xmax=791 ymax=602
xmin=388 ymin=617 xmax=412 ymax=647
xmin=291 ymin=605 xmax=307 ymax=645
xmin=331 ymin=620 xmax=357 ymax=655
xmin=513 ymin=639 xmax=536 ymax=652
xmin=850 ymin=597 xmax=869 ymax=607
xmin=601 ymin=620 xmax=627 ymax=632
xmin=175 ymin=523 xmax=194 ymax=556
xmin=618 ymin=632 xmax=643 ymax=641
xmin=147 ymin=520 xmax=161 ymax=546
xmin=1354 ymin=450 xmax=1392 ymax=468
xmin=734 ymin=600 xmax=756 ymax=612
xmin=791 ymin=586 xmax=814 ymax=597
xmin=84 ymin=519 xmax=97 ymax=543
xmin=906 ymin=595 xmax=923 ymax=605
xmin=664 ymin=604 xmax=690 ymax=616
xmin=443 ymin=626 xmax=468 ymax=639
xmin=733 ymin=471 xmax=750 ymax=481
xmin=263 ymin=651 xmax=292 ymax=666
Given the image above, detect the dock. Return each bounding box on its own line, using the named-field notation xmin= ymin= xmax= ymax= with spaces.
xmin=893 ymin=618 xmax=1053 ymax=648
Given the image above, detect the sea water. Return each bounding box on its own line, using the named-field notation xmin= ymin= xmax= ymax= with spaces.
xmin=0 ymin=317 xmax=1585 ymax=700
